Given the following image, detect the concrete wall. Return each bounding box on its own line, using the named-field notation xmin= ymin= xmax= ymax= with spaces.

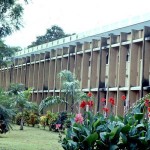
xmin=1 ymin=26 xmax=150 ymax=115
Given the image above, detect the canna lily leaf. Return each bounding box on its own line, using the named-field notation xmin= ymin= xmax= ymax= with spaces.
xmin=84 ymin=132 xmax=98 ymax=145
xmin=134 ymin=113 xmax=144 ymax=122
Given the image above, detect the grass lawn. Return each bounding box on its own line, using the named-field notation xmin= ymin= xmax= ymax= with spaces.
xmin=0 ymin=124 xmax=64 ymax=150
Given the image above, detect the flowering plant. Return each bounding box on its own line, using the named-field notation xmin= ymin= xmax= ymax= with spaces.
xmin=100 ymin=97 xmax=115 ymax=116
xmin=62 ymin=94 xmax=150 ymax=150
xmin=74 ymin=113 xmax=83 ymax=124
xmin=79 ymin=92 xmax=94 ymax=111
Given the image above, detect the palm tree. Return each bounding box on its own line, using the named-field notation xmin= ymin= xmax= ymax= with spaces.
xmin=8 ymin=83 xmax=25 ymax=95
xmin=0 ymin=105 xmax=13 ymax=133
xmin=11 ymin=88 xmax=35 ymax=130
xmin=58 ymin=70 xmax=82 ymax=113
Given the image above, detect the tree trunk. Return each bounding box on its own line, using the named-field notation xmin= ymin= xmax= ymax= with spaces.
xmin=65 ymin=93 xmax=68 ymax=111
xmin=71 ymin=91 xmax=74 ymax=113
xmin=20 ymin=110 xmax=24 ymax=130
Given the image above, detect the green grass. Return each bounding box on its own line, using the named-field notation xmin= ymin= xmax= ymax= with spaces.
xmin=0 ymin=124 xmax=64 ymax=150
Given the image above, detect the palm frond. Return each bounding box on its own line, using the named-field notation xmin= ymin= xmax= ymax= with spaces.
xmin=0 ymin=105 xmax=14 ymax=131
xmin=38 ymin=96 xmax=66 ymax=114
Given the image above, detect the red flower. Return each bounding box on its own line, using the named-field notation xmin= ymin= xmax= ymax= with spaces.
xmin=101 ymin=98 xmax=106 ymax=102
xmin=121 ymin=95 xmax=126 ymax=101
xmin=103 ymin=107 xmax=109 ymax=113
xmin=80 ymin=100 xmax=86 ymax=109
xmin=87 ymin=92 xmax=92 ymax=97
xmin=109 ymin=97 xmax=115 ymax=105
xmin=148 ymin=107 xmax=150 ymax=112
xmin=145 ymin=99 xmax=149 ymax=107
xmin=148 ymin=113 xmax=150 ymax=118
xmin=87 ymin=100 xmax=94 ymax=107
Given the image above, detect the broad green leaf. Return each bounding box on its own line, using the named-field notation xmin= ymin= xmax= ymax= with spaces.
xmin=96 ymin=140 xmax=107 ymax=147
xmin=68 ymin=140 xmax=77 ymax=147
xmin=109 ymin=145 xmax=118 ymax=150
xmin=135 ymin=123 xmax=145 ymax=130
xmin=85 ymin=132 xmax=98 ymax=145
xmin=96 ymin=124 xmax=107 ymax=132
xmin=109 ymin=126 xmax=120 ymax=141
xmin=120 ymin=132 xmax=127 ymax=143
xmin=93 ymin=119 xmax=100 ymax=129
xmin=134 ymin=113 xmax=144 ymax=122
xmin=121 ymin=124 xmax=131 ymax=133
xmin=73 ymin=126 xmax=81 ymax=132
xmin=146 ymin=123 xmax=150 ymax=141
xmin=100 ymin=132 xmax=108 ymax=141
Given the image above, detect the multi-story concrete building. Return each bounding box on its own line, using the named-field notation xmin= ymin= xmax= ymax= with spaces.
xmin=1 ymin=13 xmax=150 ymax=115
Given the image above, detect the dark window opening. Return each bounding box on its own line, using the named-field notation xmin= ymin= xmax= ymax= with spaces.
xmin=106 ymin=53 xmax=109 ymax=64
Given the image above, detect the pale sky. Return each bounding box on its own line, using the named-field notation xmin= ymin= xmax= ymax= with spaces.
xmin=4 ymin=0 xmax=150 ymax=48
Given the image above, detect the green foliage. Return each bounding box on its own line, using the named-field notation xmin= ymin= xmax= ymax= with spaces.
xmin=0 ymin=105 xmax=13 ymax=132
xmin=59 ymin=70 xmax=80 ymax=91
xmin=49 ymin=112 xmax=68 ymax=131
xmin=8 ymin=83 xmax=25 ymax=95
xmin=59 ymin=70 xmax=83 ymax=112
xmin=0 ymin=88 xmax=13 ymax=108
xmin=0 ymin=0 xmax=29 ymax=38
xmin=28 ymin=25 xmax=74 ymax=48
xmin=25 ymin=112 xmax=39 ymax=127
xmin=0 ymin=40 xmax=19 ymax=67
xmin=11 ymin=86 xmax=36 ymax=130
xmin=39 ymin=96 xmax=66 ymax=114
xmin=62 ymin=95 xmax=150 ymax=150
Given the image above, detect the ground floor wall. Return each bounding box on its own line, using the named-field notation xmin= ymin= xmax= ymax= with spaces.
xmin=1 ymin=26 xmax=150 ymax=115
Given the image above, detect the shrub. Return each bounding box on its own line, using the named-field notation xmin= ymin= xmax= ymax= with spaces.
xmin=39 ymin=115 xmax=47 ymax=129
xmin=62 ymin=94 xmax=150 ymax=150
xmin=27 ymin=112 xmax=39 ymax=127
xmin=49 ymin=112 xmax=67 ymax=131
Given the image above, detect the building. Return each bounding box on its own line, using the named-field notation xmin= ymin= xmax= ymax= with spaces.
xmin=1 ymin=13 xmax=150 ymax=115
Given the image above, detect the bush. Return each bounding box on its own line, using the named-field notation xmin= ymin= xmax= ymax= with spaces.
xmin=15 ymin=111 xmax=39 ymax=127
xmin=62 ymin=95 xmax=150 ymax=150
xmin=49 ymin=112 xmax=68 ymax=131
xmin=27 ymin=112 xmax=39 ymax=127
xmin=15 ymin=112 xmax=22 ymax=125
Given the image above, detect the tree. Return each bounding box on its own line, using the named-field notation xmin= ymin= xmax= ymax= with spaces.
xmin=0 ymin=40 xmax=22 ymax=67
xmin=28 ymin=25 xmax=74 ymax=48
xmin=0 ymin=105 xmax=13 ymax=133
xmin=0 ymin=40 xmax=14 ymax=66
xmin=8 ymin=83 xmax=25 ymax=95
xmin=0 ymin=0 xmax=28 ymax=66
xmin=0 ymin=0 xmax=29 ymax=38
xmin=0 ymin=88 xmax=14 ymax=133
xmin=0 ymin=88 xmax=13 ymax=108
xmin=10 ymin=87 xmax=35 ymax=130
xmin=58 ymin=70 xmax=82 ymax=113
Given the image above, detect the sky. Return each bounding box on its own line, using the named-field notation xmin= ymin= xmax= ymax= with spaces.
xmin=4 ymin=0 xmax=150 ymax=48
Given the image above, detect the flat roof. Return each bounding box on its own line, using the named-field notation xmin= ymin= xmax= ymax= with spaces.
xmin=15 ymin=12 xmax=150 ymax=58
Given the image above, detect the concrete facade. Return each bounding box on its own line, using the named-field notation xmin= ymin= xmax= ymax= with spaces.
xmin=1 ymin=14 xmax=150 ymax=114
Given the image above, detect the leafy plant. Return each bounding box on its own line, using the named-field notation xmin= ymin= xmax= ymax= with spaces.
xmin=62 ymin=94 xmax=150 ymax=150
xmin=0 ymin=105 xmax=13 ymax=133
xmin=58 ymin=70 xmax=83 ymax=113
xmin=11 ymin=88 xmax=36 ymax=130
xmin=39 ymin=96 xmax=66 ymax=114
xmin=50 ymin=112 xmax=68 ymax=131
xmin=8 ymin=83 xmax=25 ymax=95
